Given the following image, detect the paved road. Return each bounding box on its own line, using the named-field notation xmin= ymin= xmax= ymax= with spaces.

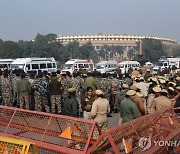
xmin=107 ymin=113 xmax=121 ymax=129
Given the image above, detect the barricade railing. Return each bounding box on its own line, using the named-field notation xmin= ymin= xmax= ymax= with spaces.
xmin=0 ymin=136 xmax=38 ymax=154
xmin=0 ymin=105 xmax=101 ymax=154
xmin=87 ymin=107 xmax=180 ymax=154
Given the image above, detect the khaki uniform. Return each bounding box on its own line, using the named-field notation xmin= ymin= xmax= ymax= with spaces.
xmin=131 ymin=70 xmax=140 ymax=77
xmin=91 ymin=97 xmax=110 ymax=131
xmin=133 ymin=95 xmax=145 ymax=116
xmin=154 ymin=96 xmax=173 ymax=111
xmin=146 ymin=94 xmax=156 ymax=114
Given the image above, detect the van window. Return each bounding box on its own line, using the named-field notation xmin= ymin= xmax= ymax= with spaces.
xmin=26 ymin=64 xmax=30 ymax=70
xmin=78 ymin=64 xmax=84 ymax=68
xmin=47 ymin=63 xmax=52 ymax=68
xmin=40 ymin=63 xmax=46 ymax=69
xmin=32 ymin=64 xmax=39 ymax=69
xmin=53 ymin=63 xmax=56 ymax=68
xmin=89 ymin=64 xmax=93 ymax=68
xmin=84 ymin=64 xmax=89 ymax=68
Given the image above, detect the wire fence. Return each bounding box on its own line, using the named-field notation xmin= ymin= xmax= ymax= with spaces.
xmin=0 ymin=105 xmax=101 ymax=154
xmin=87 ymin=107 xmax=180 ymax=154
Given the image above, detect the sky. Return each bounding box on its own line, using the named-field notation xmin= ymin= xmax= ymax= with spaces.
xmin=0 ymin=0 xmax=180 ymax=43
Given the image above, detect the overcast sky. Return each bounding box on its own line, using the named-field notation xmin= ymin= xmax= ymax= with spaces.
xmin=0 ymin=0 xmax=179 ymax=43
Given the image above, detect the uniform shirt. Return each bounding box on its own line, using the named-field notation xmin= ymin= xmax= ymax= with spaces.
xmin=61 ymin=95 xmax=78 ymax=117
xmin=85 ymin=76 xmax=98 ymax=92
xmin=133 ymin=95 xmax=145 ymax=116
xmin=49 ymin=78 xmax=62 ymax=95
xmin=154 ymin=96 xmax=173 ymax=111
xmin=17 ymin=78 xmax=31 ymax=95
xmin=120 ymin=97 xmax=139 ymax=123
xmin=91 ymin=97 xmax=110 ymax=121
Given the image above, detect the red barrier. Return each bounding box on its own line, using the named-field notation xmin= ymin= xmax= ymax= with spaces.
xmin=0 ymin=105 xmax=101 ymax=154
xmin=87 ymin=107 xmax=180 ymax=154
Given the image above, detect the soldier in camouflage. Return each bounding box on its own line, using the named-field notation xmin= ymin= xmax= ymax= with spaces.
xmin=49 ymin=72 xmax=62 ymax=114
xmin=60 ymin=72 xmax=72 ymax=105
xmin=71 ymin=72 xmax=83 ymax=116
xmin=34 ymin=72 xmax=50 ymax=112
xmin=12 ymin=69 xmax=21 ymax=107
xmin=1 ymin=70 xmax=13 ymax=106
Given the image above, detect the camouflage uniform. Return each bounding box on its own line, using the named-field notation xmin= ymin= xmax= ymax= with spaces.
xmin=61 ymin=78 xmax=72 ymax=103
xmin=71 ymin=77 xmax=83 ymax=113
xmin=49 ymin=77 xmax=62 ymax=114
xmin=28 ymin=78 xmax=36 ymax=110
xmin=34 ymin=78 xmax=50 ymax=112
xmin=99 ymin=78 xmax=111 ymax=100
xmin=1 ymin=76 xmax=13 ymax=106
xmin=110 ymin=78 xmax=121 ymax=111
xmin=12 ymin=76 xmax=21 ymax=106
xmin=17 ymin=77 xmax=31 ymax=110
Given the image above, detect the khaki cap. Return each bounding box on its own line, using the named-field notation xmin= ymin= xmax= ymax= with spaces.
xmin=159 ymin=79 xmax=166 ymax=84
xmin=131 ymin=75 xmax=135 ymax=79
xmin=130 ymin=85 xmax=138 ymax=91
xmin=176 ymin=86 xmax=180 ymax=90
xmin=161 ymin=89 xmax=168 ymax=94
xmin=82 ymin=74 xmax=87 ymax=77
xmin=168 ymin=87 xmax=174 ymax=91
xmin=136 ymin=92 xmax=143 ymax=97
xmin=61 ymin=71 xmax=67 ymax=75
xmin=158 ymin=76 xmax=164 ymax=79
xmin=176 ymin=77 xmax=180 ymax=81
xmin=168 ymin=82 xmax=176 ymax=87
xmin=67 ymin=88 xmax=76 ymax=93
xmin=152 ymin=87 xmax=161 ymax=93
xmin=122 ymin=84 xmax=129 ymax=89
xmin=151 ymin=77 xmax=157 ymax=82
xmin=95 ymin=90 xmax=104 ymax=95
xmin=126 ymin=90 xmax=136 ymax=96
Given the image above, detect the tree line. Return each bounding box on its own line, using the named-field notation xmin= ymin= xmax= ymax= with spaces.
xmin=0 ymin=33 xmax=179 ymax=64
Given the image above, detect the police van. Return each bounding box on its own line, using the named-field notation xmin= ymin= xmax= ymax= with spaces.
xmin=119 ymin=61 xmax=140 ymax=74
xmin=0 ymin=59 xmax=14 ymax=69
xmin=95 ymin=60 xmax=118 ymax=74
xmin=153 ymin=57 xmax=180 ymax=74
xmin=62 ymin=59 xmax=94 ymax=74
xmin=11 ymin=57 xmax=57 ymax=73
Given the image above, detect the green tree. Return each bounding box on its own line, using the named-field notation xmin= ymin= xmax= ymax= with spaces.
xmin=136 ymin=39 xmax=166 ymax=62
xmin=66 ymin=41 xmax=79 ymax=59
xmin=0 ymin=41 xmax=23 ymax=58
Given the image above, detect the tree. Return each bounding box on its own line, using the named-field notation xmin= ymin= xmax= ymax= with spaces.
xmin=136 ymin=39 xmax=166 ymax=62
xmin=66 ymin=41 xmax=79 ymax=59
xmin=0 ymin=41 xmax=23 ymax=58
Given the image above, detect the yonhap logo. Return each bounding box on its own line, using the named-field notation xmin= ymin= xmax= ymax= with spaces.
xmin=139 ymin=136 xmax=151 ymax=151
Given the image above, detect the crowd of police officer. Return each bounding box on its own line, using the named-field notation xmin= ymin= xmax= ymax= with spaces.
xmin=0 ymin=67 xmax=180 ymax=129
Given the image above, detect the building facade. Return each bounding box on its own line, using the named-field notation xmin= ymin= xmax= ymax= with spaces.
xmin=56 ymin=33 xmax=176 ymax=50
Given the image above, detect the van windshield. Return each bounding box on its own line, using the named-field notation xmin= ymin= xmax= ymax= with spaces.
xmin=96 ymin=65 xmax=105 ymax=69
xmin=120 ymin=64 xmax=124 ymax=68
xmin=63 ymin=64 xmax=73 ymax=69
xmin=11 ymin=64 xmax=25 ymax=69
xmin=156 ymin=63 xmax=163 ymax=66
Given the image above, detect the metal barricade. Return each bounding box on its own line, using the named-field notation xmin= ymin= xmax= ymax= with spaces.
xmin=0 ymin=105 xmax=101 ymax=154
xmin=0 ymin=136 xmax=38 ymax=154
xmin=87 ymin=107 xmax=180 ymax=154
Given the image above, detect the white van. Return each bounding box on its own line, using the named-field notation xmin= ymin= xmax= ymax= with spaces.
xmin=96 ymin=61 xmax=118 ymax=74
xmin=119 ymin=61 xmax=140 ymax=74
xmin=62 ymin=59 xmax=94 ymax=74
xmin=11 ymin=57 xmax=57 ymax=73
xmin=153 ymin=57 xmax=180 ymax=74
xmin=0 ymin=59 xmax=14 ymax=69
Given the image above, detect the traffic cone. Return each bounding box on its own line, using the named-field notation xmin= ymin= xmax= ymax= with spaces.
xmin=122 ymin=138 xmax=132 ymax=153
xmin=59 ymin=126 xmax=72 ymax=139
